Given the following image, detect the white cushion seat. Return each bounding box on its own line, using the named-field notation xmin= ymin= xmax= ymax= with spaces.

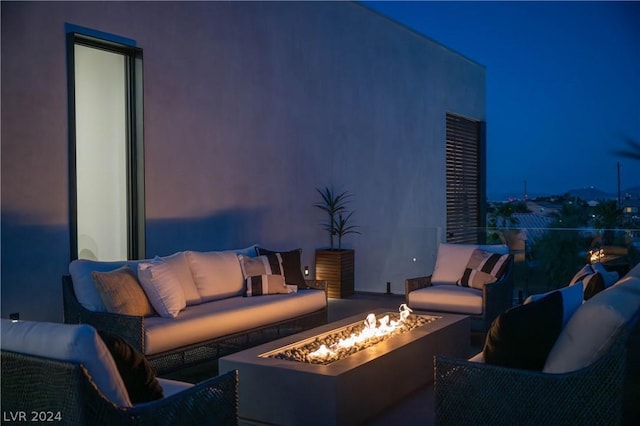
xmin=407 ymin=285 xmax=483 ymax=315
xmin=1 ymin=319 xmax=133 ymax=407
xmin=143 ymin=289 xmax=327 ymax=355
xmin=406 ymin=243 xmax=513 ymax=331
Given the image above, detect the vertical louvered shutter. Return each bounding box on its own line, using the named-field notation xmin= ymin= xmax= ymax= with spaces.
xmin=446 ymin=112 xmax=486 ymax=243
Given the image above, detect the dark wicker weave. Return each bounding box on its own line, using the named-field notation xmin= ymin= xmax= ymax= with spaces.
xmin=62 ymin=275 xmax=328 ymax=374
xmin=405 ymin=255 xmax=514 ymax=331
xmin=1 ymin=350 xmax=238 ymax=426
xmin=434 ymin=321 xmax=640 ymax=426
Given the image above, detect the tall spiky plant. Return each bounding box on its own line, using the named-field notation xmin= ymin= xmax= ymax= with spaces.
xmin=314 ymin=187 xmax=356 ymax=249
xmin=333 ymin=211 xmax=360 ymax=250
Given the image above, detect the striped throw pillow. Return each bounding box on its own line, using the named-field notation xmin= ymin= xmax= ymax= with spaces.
xmin=568 ymin=263 xmax=605 ymax=300
xmin=238 ymin=254 xmax=290 ymax=296
xmin=457 ymin=249 xmax=510 ymax=290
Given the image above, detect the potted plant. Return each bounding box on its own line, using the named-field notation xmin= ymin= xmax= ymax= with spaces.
xmin=313 ymin=186 xmax=360 ymax=298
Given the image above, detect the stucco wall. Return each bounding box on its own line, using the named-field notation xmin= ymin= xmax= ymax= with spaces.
xmin=1 ymin=1 xmax=485 ymax=321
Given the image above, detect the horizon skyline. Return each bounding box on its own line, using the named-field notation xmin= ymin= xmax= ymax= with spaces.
xmin=361 ymin=1 xmax=640 ymax=197
xmin=487 ymin=182 xmax=640 ymax=203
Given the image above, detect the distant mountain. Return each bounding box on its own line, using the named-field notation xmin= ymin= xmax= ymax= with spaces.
xmin=566 ymin=187 xmax=614 ymax=201
xmin=488 ymin=186 xmax=640 ymax=202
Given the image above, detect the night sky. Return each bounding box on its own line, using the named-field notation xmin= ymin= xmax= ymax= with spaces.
xmin=360 ymin=1 xmax=640 ymax=199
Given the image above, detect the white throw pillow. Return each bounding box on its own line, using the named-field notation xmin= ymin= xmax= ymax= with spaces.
xmin=1 ymin=319 xmax=132 ymax=407
xmin=431 ymin=243 xmax=508 ymax=285
xmin=187 ymin=250 xmax=245 ymax=302
xmin=138 ymin=257 xmax=186 ymax=318
xmin=543 ymin=274 xmax=640 ymax=373
xmin=160 ymin=251 xmax=202 ymax=305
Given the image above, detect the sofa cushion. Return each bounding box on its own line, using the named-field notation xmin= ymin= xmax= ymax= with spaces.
xmin=256 ymin=247 xmax=307 ymax=288
xmin=92 ymin=265 xmax=156 ymax=317
xmin=239 ymin=254 xmax=290 ymax=296
xmin=1 ymin=320 xmax=132 ymax=407
xmin=239 ymin=253 xmax=284 ymax=277
xmin=160 ymin=251 xmax=202 ymax=306
xmin=457 ymin=249 xmax=510 ymax=289
xmin=483 ymin=290 xmax=563 ymax=370
xmin=543 ymin=272 xmax=640 ymax=374
xmin=245 ymin=274 xmax=291 ymax=296
xmin=142 ymin=289 xmax=327 ymax=355
xmin=524 ymin=281 xmax=584 ymax=327
xmin=407 ymin=285 xmax=483 ymax=315
xmin=187 ymin=251 xmax=245 ymax=302
xmin=138 ymin=257 xmax=187 ymax=318
xmin=98 ymin=331 xmax=163 ymax=403
xmin=431 ymin=243 xmax=508 ymax=285
xmin=70 ymin=259 xmax=142 ymax=312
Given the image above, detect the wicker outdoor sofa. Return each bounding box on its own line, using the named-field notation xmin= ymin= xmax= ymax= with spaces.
xmin=1 ymin=320 xmax=238 ymax=426
xmin=62 ymin=246 xmax=328 ymax=374
xmin=434 ymin=261 xmax=640 ymax=425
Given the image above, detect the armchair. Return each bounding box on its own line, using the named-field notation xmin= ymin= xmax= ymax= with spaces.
xmin=1 ymin=319 xmax=238 ymax=426
xmin=405 ymin=243 xmax=514 ymax=331
xmin=433 ymin=264 xmax=640 ymax=425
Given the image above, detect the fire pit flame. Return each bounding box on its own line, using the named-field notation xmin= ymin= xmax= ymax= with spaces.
xmin=308 ymin=304 xmax=414 ymax=360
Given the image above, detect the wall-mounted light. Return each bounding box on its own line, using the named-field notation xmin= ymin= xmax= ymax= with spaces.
xmin=304 ymin=266 xmax=309 ymax=277
xmin=10 ymin=312 xmax=19 ymax=322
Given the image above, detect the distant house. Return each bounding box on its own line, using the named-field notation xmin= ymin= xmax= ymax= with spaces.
xmin=621 ymin=199 xmax=640 ymax=225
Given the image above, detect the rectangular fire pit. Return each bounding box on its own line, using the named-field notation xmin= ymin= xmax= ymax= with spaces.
xmin=219 ymin=309 xmax=469 ymax=425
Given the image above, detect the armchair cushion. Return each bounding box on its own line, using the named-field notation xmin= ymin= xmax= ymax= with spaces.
xmin=407 ymin=285 xmax=483 ymax=315
xmin=544 ymin=273 xmax=640 ymax=373
xmin=431 ymin=243 xmax=508 ymax=285
xmin=457 ymin=249 xmax=510 ymax=289
xmin=483 ymin=290 xmax=563 ymax=370
xmin=98 ymin=331 xmax=163 ymax=403
xmin=569 ymin=263 xmax=606 ymax=300
xmin=1 ymin=319 xmax=132 ymax=407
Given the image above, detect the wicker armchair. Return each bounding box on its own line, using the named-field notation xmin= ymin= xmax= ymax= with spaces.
xmin=1 ymin=351 xmax=238 ymax=426
xmin=405 ymin=244 xmax=514 ymax=331
xmin=434 ymin=321 xmax=640 ymax=425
